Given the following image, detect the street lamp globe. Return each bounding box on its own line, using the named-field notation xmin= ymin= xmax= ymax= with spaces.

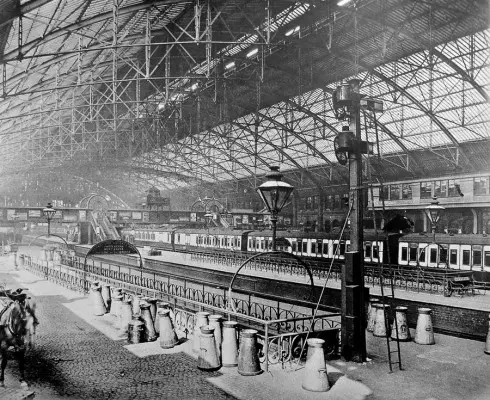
xmin=43 ymin=202 xmax=56 ymax=236
xmin=256 ymin=166 xmax=294 ymax=217
xmin=425 ymin=197 xmax=445 ymax=239
xmin=256 ymin=166 xmax=294 ymax=251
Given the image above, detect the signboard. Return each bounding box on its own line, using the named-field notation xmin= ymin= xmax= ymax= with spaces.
xmin=29 ymin=209 xmax=41 ymax=218
xmin=119 ymin=211 xmax=131 ymax=219
xmin=142 ymin=212 xmax=150 ymax=222
xmin=190 ymin=212 xmax=197 ymax=222
xmin=63 ymin=214 xmax=78 ymax=222
xmin=17 ymin=213 xmax=28 ymax=221
xmin=242 ymin=215 xmax=249 ymax=224
xmin=87 ymin=240 xmax=139 ymax=256
xmin=132 ymin=212 xmax=142 ymax=220
xmin=7 ymin=209 xmax=16 ymax=220
xmin=79 ymin=210 xmax=86 ymax=222
xmin=54 ymin=210 xmax=63 ymax=219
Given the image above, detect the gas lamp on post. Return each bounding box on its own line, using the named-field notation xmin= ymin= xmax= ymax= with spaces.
xmin=256 ymin=166 xmax=294 ymax=251
xmin=425 ymin=197 xmax=445 ymax=242
xmin=204 ymin=213 xmax=213 ymax=235
xmin=43 ymin=202 xmax=56 ymax=237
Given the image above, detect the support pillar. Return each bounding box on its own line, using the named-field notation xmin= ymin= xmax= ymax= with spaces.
xmin=341 ymin=79 xmax=367 ymax=362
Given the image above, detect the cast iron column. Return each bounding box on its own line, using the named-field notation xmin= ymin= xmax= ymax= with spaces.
xmin=341 ymin=79 xmax=367 ymax=362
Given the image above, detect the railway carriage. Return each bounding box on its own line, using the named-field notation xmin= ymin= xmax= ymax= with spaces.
xmin=398 ymin=233 xmax=490 ymax=274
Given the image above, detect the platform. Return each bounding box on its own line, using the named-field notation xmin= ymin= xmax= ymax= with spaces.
xmin=2 ymin=248 xmax=490 ymax=399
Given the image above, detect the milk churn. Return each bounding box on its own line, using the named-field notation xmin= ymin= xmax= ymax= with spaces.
xmin=120 ymin=298 xmax=133 ymax=333
xmin=89 ymin=283 xmax=106 ymax=316
xmin=391 ymin=306 xmax=411 ymax=341
xmin=193 ymin=312 xmax=210 ymax=354
xmin=132 ymin=294 xmax=142 ymax=315
xmin=140 ymin=303 xmax=157 ymax=341
xmin=302 ymin=339 xmax=329 ymax=392
xmin=146 ymin=298 xmax=158 ymax=322
xmin=208 ymin=315 xmax=223 ymax=359
xmin=158 ymin=309 xmax=179 ymax=349
xmin=221 ymin=321 xmax=239 ymax=367
xmin=373 ymin=304 xmax=390 ymax=337
xmin=197 ymin=325 xmax=221 ymax=371
xmin=128 ymin=315 xmax=145 ymax=344
xmin=367 ymin=298 xmax=380 ymax=332
xmin=101 ymin=284 xmax=112 ymax=312
xmin=414 ymin=308 xmax=435 ymax=345
xmin=237 ymin=329 xmax=262 ymax=376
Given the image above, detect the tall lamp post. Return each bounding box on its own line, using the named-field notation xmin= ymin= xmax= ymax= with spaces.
xmin=204 ymin=213 xmax=213 ymax=235
xmin=11 ymin=212 xmax=18 ymax=243
xmin=425 ymin=197 xmax=445 ymax=242
xmin=43 ymin=202 xmax=56 ymax=237
xmin=256 ymin=166 xmax=294 ymax=251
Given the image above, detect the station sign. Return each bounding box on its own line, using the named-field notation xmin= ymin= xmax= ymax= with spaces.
xmin=29 ymin=209 xmax=41 ymax=218
xmin=87 ymin=239 xmax=139 ymax=256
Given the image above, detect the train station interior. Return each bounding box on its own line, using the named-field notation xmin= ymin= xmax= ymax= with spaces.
xmin=0 ymin=0 xmax=489 ymax=399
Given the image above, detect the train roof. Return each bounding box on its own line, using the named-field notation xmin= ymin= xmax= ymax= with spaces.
xmin=401 ymin=232 xmax=490 ymax=245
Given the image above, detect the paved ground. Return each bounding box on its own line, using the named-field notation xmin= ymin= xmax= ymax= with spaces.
xmin=2 ymin=247 xmax=490 ymax=400
xmin=0 ymin=250 xmax=371 ymax=400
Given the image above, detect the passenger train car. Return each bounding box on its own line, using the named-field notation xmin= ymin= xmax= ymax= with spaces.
xmin=122 ymin=226 xmax=400 ymax=266
xmin=398 ymin=233 xmax=490 ymax=275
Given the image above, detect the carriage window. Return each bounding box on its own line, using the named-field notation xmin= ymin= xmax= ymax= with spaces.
xmin=322 ymin=242 xmax=328 ymax=255
xmin=373 ymin=245 xmax=379 ymax=259
xmin=419 ymin=248 xmax=426 ymax=262
xmin=365 ymin=243 xmax=372 ymax=258
xmin=430 ymin=248 xmax=438 ymax=263
xmin=473 ymin=249 xmax=482 ymax=266
xmin=333 ymin=242 xmax=339 ymax=256
xmin=450 ymin=249 xmax=458 ymax=265
xmin=317 ymin=241 xmax=323 ymax=255
xmin=420 ymin=182 xmax=432 ymax=199
xmin=485 ymin=251 xmax=490 ymax=268
xmin=462 ymin=250 xmax=471 ymax=266
xmin=474 ymin=177 xmax=489 ymax=196
xmin=302 ymin=240 xmax=308 ymax=253
xmin=402 ymin=184 xmax=412 ymax=199
xmin=401 ymin=247 xmax=408 ymax=261
xmin=311 ymin=242 xmax=316 ymax=254
xmin=264 ymin=238 xmax=269 ymax=250
xmin=409 ymin=247 xmax=417 ymax=262
xmin=292 ymin=240 xmax=297 ymax=252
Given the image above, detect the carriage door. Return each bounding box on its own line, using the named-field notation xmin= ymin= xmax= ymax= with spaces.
xmin=483 ymin=245 xmax=490 ymax=272
xmin=364 ymin=242 xmax=372 ymax=263
xmin=418 ymin=243 xmax=428 ymax=267
xmin=460 ymin=245 xmax=471 ymax=270
xmin=472 ymin=245 xmax=482 ymax=271
xmin=427 ymin=244 xmax=439 ymax=268
xmin=185 ymin=234 xmax=191 ymax=246
xmin=408 ymin=243 xmax=418 ymax=266
xmin=399 ymin=242 xmax=408 ymax=265
xmin=449 ymin=244 xmax=459 ymax=269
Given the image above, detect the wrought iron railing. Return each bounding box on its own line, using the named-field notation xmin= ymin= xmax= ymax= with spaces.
xmin=21 ymin=253 xmax=340 ymax=372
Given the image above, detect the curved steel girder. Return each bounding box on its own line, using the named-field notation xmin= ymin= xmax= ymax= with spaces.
xmin=361 ymin=15 xmax=489 ymax=103
xmin=365 ymin=68 xmax=477 ymax=169
xmin=139 ymin=139 xmax=240 ymax=184
xmin=2 ymin=0 xmax=186 ymax=62
xmin=231 ymin=120 xmax=327 ymax=194
xmin=367 ymin=68 xmax=459 ymax=146
xmin=361 ymin=109 xmax=427 ymax=175
xmin=200 ymin=126 xmax=258 ymax=178
xmin=256 ymin=109 xmax=336 ymax=171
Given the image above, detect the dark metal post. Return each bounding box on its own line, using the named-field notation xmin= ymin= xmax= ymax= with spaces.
xmin=271 ymin=213 xmax=277 ymax=251
xmin=341 ymin=79 xmax=367 ymax=362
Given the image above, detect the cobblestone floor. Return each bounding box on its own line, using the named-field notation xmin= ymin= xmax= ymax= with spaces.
xmin=0 ymin=263 xmax=237 ymax=400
